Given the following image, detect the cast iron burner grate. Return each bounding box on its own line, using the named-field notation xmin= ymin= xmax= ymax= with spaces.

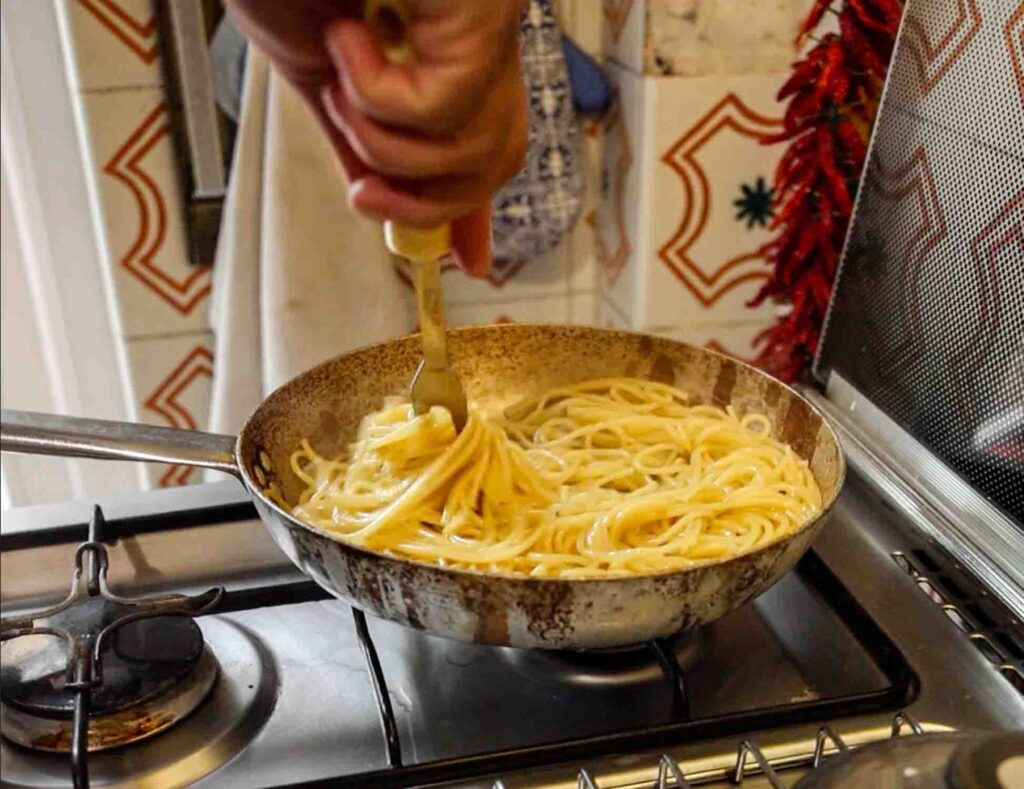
xmin=0 ymin=507 xmax=223 ymax=789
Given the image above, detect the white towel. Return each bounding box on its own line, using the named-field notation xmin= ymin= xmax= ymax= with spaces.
xmin=208 ymin=51 xmax=414 ymax=439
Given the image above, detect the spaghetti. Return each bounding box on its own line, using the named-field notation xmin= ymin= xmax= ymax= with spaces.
xmin=277 ymin=378 xmax=822 ymax=578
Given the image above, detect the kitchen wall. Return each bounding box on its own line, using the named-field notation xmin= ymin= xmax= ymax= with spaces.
xmin=55 ymin=0 xmax=606 ymax=492
xmin=595 ymin=0 xmax=808 ymax=362
xmin=58 ymin=0 xmax=214 ymax=490
xmin=51 ymin=1 xmax=804 ymax=491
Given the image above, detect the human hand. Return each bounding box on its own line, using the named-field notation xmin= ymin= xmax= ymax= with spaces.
xmin=225 ymin=0 xmax=529 ymax=276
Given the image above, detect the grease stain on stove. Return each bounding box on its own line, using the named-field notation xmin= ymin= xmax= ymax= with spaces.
xmin=31 ymin=708 xmax=178 ymax=752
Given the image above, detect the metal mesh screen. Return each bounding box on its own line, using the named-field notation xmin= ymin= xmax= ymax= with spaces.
xmin=816 ymin=0 xmax=1024 ymax=522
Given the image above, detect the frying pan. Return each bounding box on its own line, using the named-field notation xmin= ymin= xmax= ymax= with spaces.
xmin=0 ymin=325 xmax=845 ymax=649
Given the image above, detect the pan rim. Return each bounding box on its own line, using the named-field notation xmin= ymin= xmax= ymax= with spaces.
xmin=236 ymin=323 xmax=847 ymax=587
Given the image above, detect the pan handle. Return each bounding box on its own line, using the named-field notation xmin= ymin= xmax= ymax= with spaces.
xmin=0 ymin=410 xmax=239 ymax=478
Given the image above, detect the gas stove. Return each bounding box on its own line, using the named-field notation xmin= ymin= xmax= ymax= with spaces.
xmin=1 ymin=419 xmax=1021 ymax=788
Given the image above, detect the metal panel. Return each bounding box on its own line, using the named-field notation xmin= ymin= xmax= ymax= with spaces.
xmin=815 ymin=0 xmax=1024 ymax=522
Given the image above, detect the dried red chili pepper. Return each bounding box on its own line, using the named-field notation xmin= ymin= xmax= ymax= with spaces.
xmin=753 ymin=0 xmax=901 ymax=382
xmin=817 ymin=127 xmax=854 ymax=214
xmin=840 ymin=7 xmax=888 ymax=77
xmin=797 ymin=0 xmax=837 ymax=44
xmin=865 ymin=0 xmax=903 ymax=32
xmin=848 ymin=0 xmax=896 ymax=34
xmin=813 ymin=40 xmax=845 ymax=108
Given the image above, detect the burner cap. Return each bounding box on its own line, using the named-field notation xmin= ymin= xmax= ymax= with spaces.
xmin=1 ymin=598 xmax=204 ymax=717
xmin=503 ymin=627 xmax=709 ymax=688
xmin=947 ymin=733 xmax=1024 ymax=789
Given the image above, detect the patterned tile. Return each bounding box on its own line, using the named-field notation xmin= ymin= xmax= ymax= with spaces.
xmin=60 ymin=0 xmax=162 ymax=91
xmin=649 ymin=76 xmax=785 ymax=326
xmin=126 ymin=333 xmax=214 ymax=488
xmin=568 ymin=118 xmax=603 ymax=293
xmin=81 ymin=89 xmax=211 ymax=337
xmin=594 ymin=86 xmax=634 ymax=289
xmin=596 ymin=294 xmax=631 ymax=329
xmin=596 ymin=68 xmax=787 ymax=330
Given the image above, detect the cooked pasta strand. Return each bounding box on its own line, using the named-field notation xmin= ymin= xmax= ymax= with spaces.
xmin=282 ymin=379 xmax=822 ymax=578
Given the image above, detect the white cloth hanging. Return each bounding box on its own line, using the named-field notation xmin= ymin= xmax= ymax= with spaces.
xmin=207 ymin=51 xmax=413 ymax=440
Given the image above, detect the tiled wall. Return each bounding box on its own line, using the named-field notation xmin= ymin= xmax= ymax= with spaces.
xmin=596 ymin=0 xmax=805 ymax=362
xmin=57 ymin=1 xmax=798 ymax=489
xmin=60 ymin=0 xmax=213 ymax=488
xmin=58 ymin=0 xmax=605 ymax=490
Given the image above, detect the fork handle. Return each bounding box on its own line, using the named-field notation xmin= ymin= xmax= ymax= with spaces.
xmin=412 ymin=255 xmax=450 ymax=370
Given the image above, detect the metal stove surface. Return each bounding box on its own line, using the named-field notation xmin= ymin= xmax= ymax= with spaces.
xmin=1 ymin=473 xmax=1022 ymax=788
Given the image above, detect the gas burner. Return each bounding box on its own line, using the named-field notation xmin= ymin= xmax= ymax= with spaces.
xmin=0 ymin=507 xmax=222 ymax=787
xmin=504 ymin=626 xmax=709 ymax=686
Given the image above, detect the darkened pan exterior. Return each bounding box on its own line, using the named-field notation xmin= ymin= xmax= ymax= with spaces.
xmin=235 ymin=324 xmax=845 ymax=649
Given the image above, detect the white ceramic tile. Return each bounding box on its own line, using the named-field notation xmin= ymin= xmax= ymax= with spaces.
xmin=446 ymin=296 xmax=570 ymax=327
xmin=81 ymin=89 xmax=211 ymax=338
xmin=568 ymin=215 xmax=599 ymax=293
xmin=60 ymin=0 xmax=162 ymax=91
xmin=568 ymin=119 xmax=602 ymax=293
xmin=567 ymin=0 xmax=604 ymax=56
xmin=567 ymin=291 xmax=598 ymax=325
xmin=596 ymin=294 xmax=631 ymax=329
xmin=658 ymin=321 xmax=770 ymax=364
xmin=126 ymin=333 xmax=214 ymax=488
xmin=645 ymin=72 xmax=788 ymax=327
xmin=391 ymin=238 xmax=571 ymax=307
xmin=594 ymin=62 xmax=648 ymax=325
xmin=645 ymin=0 xmax=804 ymax=76
xmin=602 ymin=0 xmax=645 ymax=73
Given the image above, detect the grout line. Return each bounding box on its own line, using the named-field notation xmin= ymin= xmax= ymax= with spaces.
xmin=123 ymin=328 xmax=213 ymax=343
xmin=78 ymin=83 xmax=164 ymax=95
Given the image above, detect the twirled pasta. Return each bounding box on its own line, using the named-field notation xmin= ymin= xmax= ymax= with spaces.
xmin=275 ymin=378 xmax=822 ymax=578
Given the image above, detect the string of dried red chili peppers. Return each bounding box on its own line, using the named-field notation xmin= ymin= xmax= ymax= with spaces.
xmin=750 ymin=0 xmax=902 ymax=382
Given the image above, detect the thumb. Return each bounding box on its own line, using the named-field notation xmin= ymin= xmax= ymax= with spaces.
xmin=450 ymin=205 xmax=492 ymax=278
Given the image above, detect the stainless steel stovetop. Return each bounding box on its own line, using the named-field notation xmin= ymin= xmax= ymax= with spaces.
xmin=1 ymin=461 xmax=1021 ymax=788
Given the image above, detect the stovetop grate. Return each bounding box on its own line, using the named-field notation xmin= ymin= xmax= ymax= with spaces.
xmin=508 ymin=712 xmax=926 ymax=789
xmin=262 ymin=552 xmax=916 ymax=789
xmin=0 ymin=508 xmax=223 ymax=788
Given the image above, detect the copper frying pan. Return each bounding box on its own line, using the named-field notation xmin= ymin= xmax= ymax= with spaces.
xmin=0 ymin=325 xmax=845 ymax=649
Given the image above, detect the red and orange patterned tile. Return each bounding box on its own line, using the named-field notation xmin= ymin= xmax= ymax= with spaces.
xmin=127 ymin=334 xmax=214 ymax=488
xmin=650 ymin=78 xmax=783 ymax=325
xmin=597 ymin=67 xmax=787 ymax=331
xmin=81 ymin=89 xmax=211 ymax=337
xmin=60 ymin=0 xmax=161 ymax=91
